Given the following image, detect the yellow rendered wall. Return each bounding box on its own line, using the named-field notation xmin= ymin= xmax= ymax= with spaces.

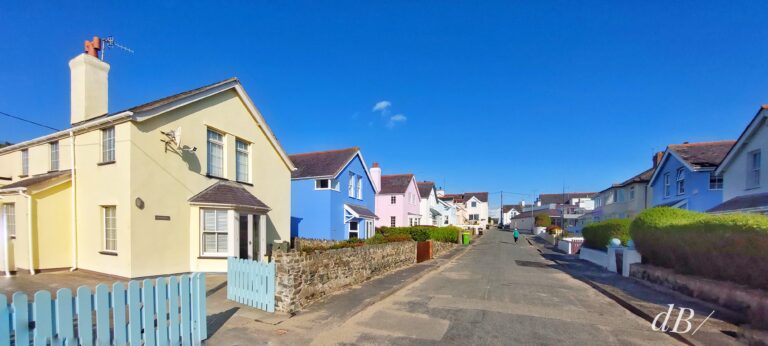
xmin=31 ymin=181 xmax=72 ymax=270
xmin=0 ymin=137 xmax=73 ymax=182
xmin=129 ymin=89 xmax=291 ymax=277
xmin=72 ymin=122 xmax=133 ymax=278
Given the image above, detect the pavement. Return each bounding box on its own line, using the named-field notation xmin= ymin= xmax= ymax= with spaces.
xmin=307 ymin=230 xmax=683 ymax=345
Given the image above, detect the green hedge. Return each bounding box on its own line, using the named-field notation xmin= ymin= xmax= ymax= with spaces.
xmin=535 ymin=213 xmax=552 ymax=227
xmin=630 ymin=207 xmax=768 ymax=290
xmin=581 ymin=219 xmax=631 ymax=250
xmin=378 ymin=226 xmax=462 ymax=243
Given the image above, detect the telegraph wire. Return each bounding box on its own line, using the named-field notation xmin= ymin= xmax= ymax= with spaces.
xmin=0 ymin=111 xmax=60 ymax=132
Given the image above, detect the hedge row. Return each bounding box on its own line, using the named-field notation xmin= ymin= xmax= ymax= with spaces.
xmin=581 ymin=219 xmax=631 ymax=250
xmin=378 ymin=226 xmax=462 ymax=243
xmin=630 ymin=207 xmax=768 ymax=290
xmin=300 ymin=234 xmax=412 ymax=253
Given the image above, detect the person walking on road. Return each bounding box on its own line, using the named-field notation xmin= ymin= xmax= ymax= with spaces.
xmin=513 ymin=228 xmax=520 ymax=243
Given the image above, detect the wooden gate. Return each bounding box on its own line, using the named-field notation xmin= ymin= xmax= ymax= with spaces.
xmin=416 ymin=241 xmax=433 ymax=263
xmin=227 ymin=258 xmax=276 ymax=312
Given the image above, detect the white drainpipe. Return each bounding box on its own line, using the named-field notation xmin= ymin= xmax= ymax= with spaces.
xmin=69 ymin=131 xmax=78 ymax=271
xmin=20 ymin=190 xmax=34 ymax=275
xmin=0 ymin=198 xmax=8 ymax=277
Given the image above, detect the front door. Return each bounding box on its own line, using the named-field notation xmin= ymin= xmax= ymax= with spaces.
xmin=239 ymin=215 xmax=249 ymax=259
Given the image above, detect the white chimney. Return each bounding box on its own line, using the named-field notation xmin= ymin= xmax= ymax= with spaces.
xmin=69 ymin=37 xmax=110 ymax=125
xmin=521 ymin=200 xmax=526 ymax=207
xmin=370 ymin=162 xmax=381 ymax=193
xmin=436 ymin=189 xmax=445 ymax=197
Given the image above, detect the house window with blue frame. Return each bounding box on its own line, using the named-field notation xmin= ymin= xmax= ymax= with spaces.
xmin=676 ymin=168 xmax=685 ymax=195
xmin=664 ymin=173 xmax=671 ymax=197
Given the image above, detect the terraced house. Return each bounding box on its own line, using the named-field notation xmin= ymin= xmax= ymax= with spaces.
xmin=0 ymin=37 xmax=294 ymax=278
xmin=591 ymin=154 xmax=659 ymax=221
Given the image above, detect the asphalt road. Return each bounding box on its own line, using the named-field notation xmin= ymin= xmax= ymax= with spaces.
xmin=313 ymin=230 xmax=680 ymax=345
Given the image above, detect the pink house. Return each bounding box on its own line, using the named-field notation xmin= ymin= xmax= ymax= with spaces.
xmin=370 ymin=163 xmax=422 ymax=227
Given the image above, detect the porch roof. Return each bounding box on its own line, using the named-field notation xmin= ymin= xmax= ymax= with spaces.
xmin=345 ymin=204 xmax=378 ymax=219
xmin=708 ymin=192 xmax=768 ymax=213
xmin=0 ymin=170 xmax=71 ymax=192
xmin=189 ymin=180 xmax=271 ymax=211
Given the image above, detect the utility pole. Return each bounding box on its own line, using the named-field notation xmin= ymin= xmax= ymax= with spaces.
xmin=499 ymin=191 xmax=504 ymax=229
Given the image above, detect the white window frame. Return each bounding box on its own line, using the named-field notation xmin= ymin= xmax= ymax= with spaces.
xmin=101 ymin=127 xmax=115 ymax=163
xmin=390 ymin=196 xmax=396 ymax=204
xmin=390 ymin=216 xmax=396 ymax=227
xmin=207 ymin=129 xmax=224 ymax=178
xmin=663 ymin=173 xmax=671 ymax=197
xmin=676 ymin=168 xmax=685 ymax=195
xmin=356 ymin=175 xmax=363 ymax=199
xmin=50 ymin=141 xmax=59 ymax=171
xmin=21 ymin=149 xmax=28 ymax=176
xmin=748 ymin=150 xmax=761 ymax=189
xmin=102 ymin=206 xmax=117 ymax=253
xmin=235 ymin=139 xmax=250 ymax=183
xmin=3 ymin=204 xmax=15 ymax=237
xmin=315 ymin=179 xmax=338 ymax=190
xmin=201 ymin=208 xmax=229 ymax=257
xmin=471 ymin=201 xmax=477 ymax=208
xmin=348 ymin=174 xmax=355 ymax=197
xmin=709 ymin=173 xmax=723 ymax=190
xmin=348 ymin=221 xmax=359 ymax=239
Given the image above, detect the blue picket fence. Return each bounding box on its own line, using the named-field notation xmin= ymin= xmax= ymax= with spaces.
xmin=226 ymin=258 xmax=275 ymax=312
xmin=0 ymin=273 xmax=207 ymax=345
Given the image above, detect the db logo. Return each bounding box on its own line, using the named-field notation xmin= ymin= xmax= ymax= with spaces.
xmin=652 ymin=304 xmax=714 ymax=335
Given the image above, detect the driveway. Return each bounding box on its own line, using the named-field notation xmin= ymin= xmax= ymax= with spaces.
xmin=312 ymin=229 xmax=680 ymax=345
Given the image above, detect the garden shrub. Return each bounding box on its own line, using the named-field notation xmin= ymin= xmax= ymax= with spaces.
xmin=383 ymin=233 xmax=413 ymax=243
xmin=365 ymin=233 xmax=387 ymax=245
xmin=630 ymin=207 xmax=768 ymax=290
xmin=535 ymin=213 xmax=552 ymax=227
xmin=581 ymin=219 xmax=631 ymax=250
xmin=378 ymin=226 xmax=461 ymax=243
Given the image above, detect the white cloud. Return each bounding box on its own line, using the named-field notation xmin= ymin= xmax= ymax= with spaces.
xmin=372 ymin=100 xmax=391 ymax=112
xmin=386 ymin=114 xmax=407 ymax=128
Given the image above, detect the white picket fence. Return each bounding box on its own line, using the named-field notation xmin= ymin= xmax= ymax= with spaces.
xmin=0 ymin=273 xmax=207 ymax=345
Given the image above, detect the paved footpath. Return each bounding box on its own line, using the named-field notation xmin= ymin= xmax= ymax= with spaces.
xmin=312 ymin=230 xmax=679 ymax=345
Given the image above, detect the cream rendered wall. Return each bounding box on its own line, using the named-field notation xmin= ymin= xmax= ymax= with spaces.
xmin=130 ymin=90 xmax=291 ymax=276
xmin=0 ymin=137 xmax=73 ymax=182
xmin=31 ymin=181 xmax=72 ymax=269
xmin=73 ymin=122 xmax=133 ymax=278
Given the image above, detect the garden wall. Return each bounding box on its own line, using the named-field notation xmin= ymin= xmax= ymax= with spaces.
xmin=432 ymin=240 xmax=458 ymax=258
xmin=579 ymin=247 xmax=608 ymax=268
xmin=293 ymin=238 xmax=343 ymax=251
xmin=273 ymin=241 xmax=416 ymax=312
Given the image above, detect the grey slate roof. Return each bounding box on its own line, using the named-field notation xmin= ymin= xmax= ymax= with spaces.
xmin=189 ymin=180 xmax=270 ymax=210
xmin=502 ymin=204 xmax=524 ymax=214
xmin=538 ymin=192 xmax=596 ymax=205
xmin=708 ymin=192 xmax=768 ymax=213
xmin=346 ymin=204 xmax=378 ymax=219
xmin=668 ymin=141 xmax=735 ymax=169
xmin=288 ymin=147 xmax=358 ymax=179
xmin=380 ymin=174 xmax=415 ymax=194
xmin=0 ymin=171 xmax=71 ymax=190
xmin=441 ymin=192 xmax=489 ymax=203
xmin=417 ymin=182 xmax=435 ymax=199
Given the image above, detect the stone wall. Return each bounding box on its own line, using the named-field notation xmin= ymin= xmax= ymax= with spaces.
xmin=432 ymin=240 xmax=458 ymax=258
xmin=274 ymin=241 xmax=416 ymax=313
xmin=630 ymin=264 xmax=768 ymax=330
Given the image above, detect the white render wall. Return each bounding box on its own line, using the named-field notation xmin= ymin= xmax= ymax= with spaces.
xmin=722 ymin=117 xmax=768 ymax=201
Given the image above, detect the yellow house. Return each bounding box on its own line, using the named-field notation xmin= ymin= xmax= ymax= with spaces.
xmin=0 ymin=38 xmax=295 ymax=279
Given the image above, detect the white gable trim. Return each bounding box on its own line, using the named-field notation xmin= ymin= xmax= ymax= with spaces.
xmin=132 ymin=81 xmax=296 ymax=171
xmin=333 ymin=151 xmax=377 ymax=192
xmin=716 ymin=108 xmax=768 ymax=175
xmin=648 ymin=149 xmax=697 ymax=186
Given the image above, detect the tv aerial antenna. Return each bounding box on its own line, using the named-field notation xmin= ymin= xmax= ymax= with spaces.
xmin=100 ymin=36 xmax=134 ymax=61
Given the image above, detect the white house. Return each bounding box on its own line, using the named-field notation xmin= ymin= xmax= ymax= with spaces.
xmin=710 ymin=105 xmax=768 ymax=214
xmin=502 ymin=203 xmax=523 ymax=225
xmin=439 ymin=192 xmax=489 ymax=229
xmin=417 ymin=181 xmax=442 ymax=226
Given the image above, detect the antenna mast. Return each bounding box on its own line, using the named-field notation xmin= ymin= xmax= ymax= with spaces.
xmin=100 ymin=36 xmax=134 ymax=61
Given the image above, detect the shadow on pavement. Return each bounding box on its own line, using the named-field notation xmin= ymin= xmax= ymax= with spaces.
xmin=207 ymin=307 xmax=240 ymax=336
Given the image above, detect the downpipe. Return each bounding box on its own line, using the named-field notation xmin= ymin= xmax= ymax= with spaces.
xmin=20 ymin=190 xmax=34 ymax=275
xmin=69 ymin=131 xmax=78 ymax=272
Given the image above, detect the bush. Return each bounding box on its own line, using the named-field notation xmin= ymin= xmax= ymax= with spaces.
xmin=378 ymin=226 xmax=462 ymax=243
xmin=546 ymin=225 xmax=562 ymax=235
xmin=365 ymin=234 xmax=387 ymax=245
xmin=535 ymin=213 xmax=551 ymax=227
xmin=383 ymin=234 xmax=413 ymax=242
xmin=582 ymin=219 xmax=631 ymax=250
xmin=630 ymin=207 xmax=768 ymax=290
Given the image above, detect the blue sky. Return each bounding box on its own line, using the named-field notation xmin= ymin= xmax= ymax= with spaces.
xmin=2 ymin=1 xmax=768 ymax=208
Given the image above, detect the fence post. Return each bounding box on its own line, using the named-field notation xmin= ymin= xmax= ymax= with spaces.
xmin=0 ymin=295 xmax=9 ymax=345
xmin=75 ymin=286 xmax=93 ymax=345
xmin=12 ymin=292 xmax=29 ymax=345
xmin=33 ymin=290 xmax=53 ymax=345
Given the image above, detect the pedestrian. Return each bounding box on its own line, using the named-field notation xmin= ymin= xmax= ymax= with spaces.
xmin=513 ymin=228 xmax=519 ymax=243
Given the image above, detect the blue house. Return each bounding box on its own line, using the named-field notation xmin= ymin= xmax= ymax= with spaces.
xmin=648 ymin=141 xmax=734 ymax=212
xmin=289 ymin=147 xmax=378 ymax=240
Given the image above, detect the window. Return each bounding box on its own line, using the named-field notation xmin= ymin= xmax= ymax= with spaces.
xmin=629 ymin=186 xmax=635 ymax=200
xmin=617 ymin=189 xmax=625 ymax=203
xmin=101 ymin=127 xmax=115 ymax=163
xmin=749 ymin=150 xmax=761 ymax=188
xmin=471 ymin=201 xmax=477 ymax=208
xmin=469 ymin=214 xmax=479 ymax=221
xmin=444 ymin=216 xmax=449 ymax=225
xmin=316 ymin=179 xmax=330 ymax=189
xmin=102 ymin=206 xmax=117 ymax=252
xmin=709 ymin=173 xmax=723 ymax=190
xmin=349 ymin=221 xmax=359 ymax=239
xmin=390 ymin=196 xmax=396 ymax=204
xmin=356 ymin=175 xmax=363 ymax=199
xmin=390 ymin=216 xmax=396 ymax=227
xmin=3 ymin=204 xmax=15 ymax=237
xmin=235 ymin=139 xmax=249 ymax=182
xmin=348 ymin=174 xmax=355 ymax=197
xmin=21 ymin=149 xmax=28 ymax=176
xmin=50 ymin=141 xmax=59 ymax=171
xmin=202 ymin=209 xmax=228 ymax=256
xmin=207 ymin=129 xmax=224 ymax=177
xmin=663 ymin=173 xmax=671 ymax=197
xmin=676 ymin=168 xmax=685 ymax=195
